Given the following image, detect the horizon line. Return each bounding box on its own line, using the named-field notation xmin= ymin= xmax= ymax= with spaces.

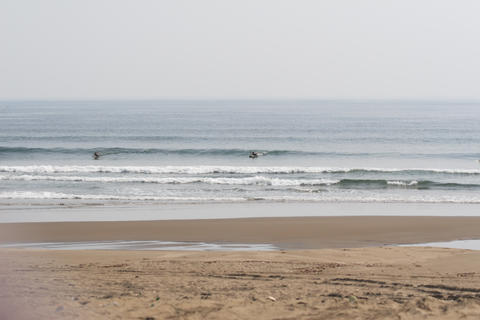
xmin=1 ymin=97 xmax=480 ymax=103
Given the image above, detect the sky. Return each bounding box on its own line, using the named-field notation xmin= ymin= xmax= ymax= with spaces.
xmin=1 ymin=0 xmax=479 ymax=100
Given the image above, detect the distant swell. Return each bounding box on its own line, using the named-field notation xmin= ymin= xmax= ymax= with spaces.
xmin=0 ymin=146 xmax=305 ymax=156
xmin=1 ymin=147 xmax=478 ymax=159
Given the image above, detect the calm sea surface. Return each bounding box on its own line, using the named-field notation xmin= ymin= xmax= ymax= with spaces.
xmin=1 ymin=100 xmax=479 ymax=206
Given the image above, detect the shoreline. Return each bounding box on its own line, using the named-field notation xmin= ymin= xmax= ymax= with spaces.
xmin=2 ymin=216 xmax=480 ymax=249
xmin=2 ymin=201 xmax=480 ymax=223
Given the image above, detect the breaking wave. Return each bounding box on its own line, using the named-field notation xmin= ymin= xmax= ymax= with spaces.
xmin=1 ymin=165 xmax=479 ymax=175
xmin=1 ymin=191 xmax=480 ymax=204
xmin=1 ymin=174 xmax=479 ymax=190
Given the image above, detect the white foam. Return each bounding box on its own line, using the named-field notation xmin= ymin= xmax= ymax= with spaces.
xmin=387 ymin=180 xmax=418 ymax=186
xmin=1 ymin=191 xmax=480 ymax=203
xmin=0 ymin=191 xmax=245 ymax=202
xmin=0 ymin=174 xmax=339 ymax=186
xmin=0 ymin=165 xmax=478 ymax=175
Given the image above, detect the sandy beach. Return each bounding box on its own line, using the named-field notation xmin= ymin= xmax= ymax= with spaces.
xmin=1 ymin=216 xmax=480 ymax=249
xmin=1 ymin=247 xmax=480 ymax=319
xmin=1 ymin=216 xmax=480 ymax=319
xmin=3 ymin=0 xmax=480 ymax=318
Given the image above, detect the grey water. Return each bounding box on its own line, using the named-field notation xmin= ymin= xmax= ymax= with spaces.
xmin=0 ymin=240 xmax=278 ymax=251
xmin=1 ymin=100 xmax=479 ymax=207
xmin=401 ymin=239 xmax=480 ymax=251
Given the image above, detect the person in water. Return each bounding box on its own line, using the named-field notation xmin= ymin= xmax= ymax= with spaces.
xmin=93 ymin=152 xmax=101 ymax=160
xmin=249 ymin=151 xmax=258 ymax=159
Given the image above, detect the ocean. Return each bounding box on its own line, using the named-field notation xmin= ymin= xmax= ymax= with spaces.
xmin=1 ymin=100 xmax=479 ymax=209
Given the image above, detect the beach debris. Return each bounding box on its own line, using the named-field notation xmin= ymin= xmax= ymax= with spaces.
xmin=121 ymin=280 xmax=134 ymax=289
xmin=348 ymin=295 xmax=358 ymax=303
xmin=267 ymin=296 xmax=276 ymax=302
xmin=55 ymin=306 xmax=64 ymax=312
xmin=416 ymin=298 xmax=431 ymax=311
xmin=201 ymin=292 xmax=212 ymax=299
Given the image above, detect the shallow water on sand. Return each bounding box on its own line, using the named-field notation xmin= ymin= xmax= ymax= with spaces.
xmin=1 ymin=202 xmax=480 ymax=223
xmin=0 ymin=240 xmax=278 ymax=251
xmin=402 ymin=239 xmax=480 ymax=250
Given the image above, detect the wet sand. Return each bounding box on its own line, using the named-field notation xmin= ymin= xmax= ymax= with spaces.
xmin=1 ymin=216 xmax=480 ymax=319
xmin=1 ymin=216 xmax=480 ymax=249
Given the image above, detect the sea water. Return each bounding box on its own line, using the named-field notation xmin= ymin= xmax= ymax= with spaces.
xmin=0 ymin=100 xmax=479 ymax=208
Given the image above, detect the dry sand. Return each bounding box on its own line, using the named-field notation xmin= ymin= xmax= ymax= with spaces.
xmin=1 ymin=216 xmax=480 ymax=319
xmin=2 ymin=248 xmax=480 ymax=319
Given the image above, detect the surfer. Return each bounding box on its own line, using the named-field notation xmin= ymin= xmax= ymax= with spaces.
xmin=93 ymin=152 xmax=101 ymax=160
xmin=249 ymin=151 xmax=258 ymax=159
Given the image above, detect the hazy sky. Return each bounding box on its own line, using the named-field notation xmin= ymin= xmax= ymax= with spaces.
xmin=1 ymin=1 xmax=479 ymax=100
